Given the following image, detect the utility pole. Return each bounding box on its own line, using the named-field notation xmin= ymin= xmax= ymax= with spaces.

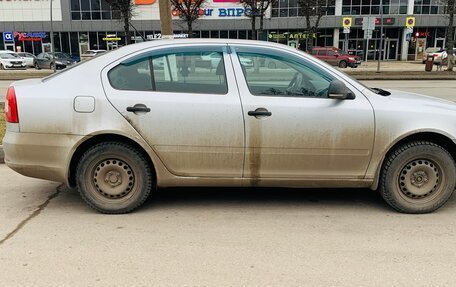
xmin=159 ymin=0 xmax=173 ymax=38
xmin=376 ymin=0 xmax=384 ymax=73
xmin=50 ymin=0 xmax=56 ymax=73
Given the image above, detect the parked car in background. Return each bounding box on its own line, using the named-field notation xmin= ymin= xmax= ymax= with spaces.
xmin=35 ymin=52 xmax=77 ymax=70
xmin=4 ymin=39 xmax=456 ymax=215
xmin=17 ymin=52 xmax=37 ymax=68
xmin=0 ymin=51 xmax=26 ymax=70
xmin=80 ymin=50 xmax=106 ymax=61
xmin=432 ymin=48 xmax=456 ymax=65
xmin=310 ymin=47 xmax=361 ymax=68
xmin=422 ymin=47 xmax=441 ymax=63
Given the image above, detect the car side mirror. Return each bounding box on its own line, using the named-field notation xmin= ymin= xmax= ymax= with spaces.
xmin=328 ymin=79 xmax=355 ymax=100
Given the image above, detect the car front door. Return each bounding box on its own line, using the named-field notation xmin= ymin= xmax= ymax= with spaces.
xmin=230 ymin=45 xmax=375 ymax=180
xmin=102 ymin=45 xmax=245 ymax=177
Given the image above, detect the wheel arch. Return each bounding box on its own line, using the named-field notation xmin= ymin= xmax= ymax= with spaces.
xmin=67 ymin=133 xmax=157 ymax=187
xmin=371 ymin=131 xmax=456 ymax=190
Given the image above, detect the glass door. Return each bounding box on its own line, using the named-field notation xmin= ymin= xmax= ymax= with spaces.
xmin=384 ymin=39 xmax=398 ymax=60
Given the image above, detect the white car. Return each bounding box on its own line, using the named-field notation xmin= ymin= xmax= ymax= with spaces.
xmin=4 ymin=39 xmax=456 ymax=214
xmin=0 ymin=51 xmax=27 ymax=70
xmin=17 ymin=52 xmax=37 ymax=67
xmin=432 ymin=48 xmax=456 ymax=65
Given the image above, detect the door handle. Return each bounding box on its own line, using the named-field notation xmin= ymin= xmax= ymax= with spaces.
xmin=126 ymin=104 xmax=150 ymax=113
xmin=248 ymin=109 xmax=272 ymax=117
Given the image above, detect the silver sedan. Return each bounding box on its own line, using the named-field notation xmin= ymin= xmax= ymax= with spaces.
xmin=4 ymin=39 xmax=456 ymax=214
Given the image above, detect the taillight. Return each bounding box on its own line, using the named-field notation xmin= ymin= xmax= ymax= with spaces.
xmin=5 ymin=86 xmax=19 ymax=123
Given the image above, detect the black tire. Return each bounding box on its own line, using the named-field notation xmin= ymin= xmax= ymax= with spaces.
xmin=50 ymin=63 xmax=54 ymax=70
xmin=76 ymin=142 xmax=153 ymax=214
xmin=442 ymin=58 xmax=448 ymax=66
xmin=0 ymin=64 xmax=4 ymax=70
xmin=379 ymin=141 xmax=456 ymax=214
xmin=35 ymin=62 xmax=41 ymax=70
xmin=338 ymin=61 xmax=348 ymax=68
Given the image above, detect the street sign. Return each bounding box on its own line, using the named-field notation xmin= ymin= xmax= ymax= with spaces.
xmin=406 ymin=33 xmax=412 ymax=41
xmin=406 ymin=27 xmax=413 ymax=34
xmin=343 ymin=27 xmax=350 ymax=34
xmin=342 ymin=17 xmax=352 ymax=28
xmin=362 ymin=17 xmax=376 ymax=31
xmin=406 ymin=16 xmax=416 ymax=28
xmin=363 ymin=29 xmax=373 ymax=39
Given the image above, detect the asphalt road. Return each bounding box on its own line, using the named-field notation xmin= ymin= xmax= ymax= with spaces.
xmin=1 ymin=79 xmax=456 ymax=286
xmin=1 ymin=80 xmax=456 ymax=102
xmin=1 ymin=165 xmax=456 ymax=286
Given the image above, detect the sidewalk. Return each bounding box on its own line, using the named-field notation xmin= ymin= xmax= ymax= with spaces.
xmin=342 ymin=61 xmax=456 ymax=80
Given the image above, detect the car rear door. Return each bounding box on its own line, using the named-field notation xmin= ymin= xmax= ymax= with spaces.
xmin=101 ymin=44 xmax=245 ymax=177
xmin=229 ymin=45 xmax=375 ymax=180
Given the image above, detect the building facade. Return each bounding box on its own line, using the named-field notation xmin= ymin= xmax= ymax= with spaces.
xmin=0 ymin=0 xmax=455 ymax=61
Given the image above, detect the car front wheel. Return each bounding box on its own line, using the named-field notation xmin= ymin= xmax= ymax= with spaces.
xmin=379 ymin=141 xmax=456 ymax=213
xmin=338 ymin=61 xmax=348 ymax=68
xmin=76 ymin=142 xmax=154 ymax=214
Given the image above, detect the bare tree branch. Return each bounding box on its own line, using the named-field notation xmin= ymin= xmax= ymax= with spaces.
xmin=299 ymin=0 xmax=334 ymax=51
xmin=170 ymin=0 xmax=208 ymax=37
xmin=105 ymin=0 xmax=135 ymax=44
xmin=242 ymin=0 xmax=277 ymax=40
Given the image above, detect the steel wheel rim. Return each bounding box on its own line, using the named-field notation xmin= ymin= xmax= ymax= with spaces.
xmin=92 ymin=158 xmax=135 ymax=200
xmin=398 ymin=159 xmax=442 ymax=201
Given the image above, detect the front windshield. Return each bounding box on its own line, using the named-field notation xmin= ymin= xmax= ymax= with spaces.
xmin=0 ymin=53 xmax=19 ymax=59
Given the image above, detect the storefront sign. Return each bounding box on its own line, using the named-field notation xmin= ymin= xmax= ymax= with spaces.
xmin=14 ymin=32 xmax=47 ymax=41
xmin=415 ymin=32 xmax=430 ymax=37
xmin=103 ymin=37 xmax=121 ymax=41
xmin=3 ymin=32 xmax=14 ymax=42
xmin=172 ymin=7 xmax=248 ymax=17
xmin=268 ymin=33 xmax=316 ymax=40
xmin=354 ymin=17 xmax=396 ymax=26
xmin=146 ymin=33 xmax=189 ymax=40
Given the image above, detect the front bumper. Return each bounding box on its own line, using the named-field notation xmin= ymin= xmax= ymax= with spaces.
xmin=4 ymin=64 xmax=27 ymax=70
xmin=3 ymin=130 xmax=84 ymax=184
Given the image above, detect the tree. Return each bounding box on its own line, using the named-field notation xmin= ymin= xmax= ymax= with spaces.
xmin=242 ymin=0 xmax=277 ymax=40
xmin=299 ymin=0 xmax=334 ymax=52
xmin=105 ymin=0 xmax=135 ymax=45
xmin=445 ymin=0 xmax=455 ymax=71
xmin=170 ymin=0 xmax=207 ymax=37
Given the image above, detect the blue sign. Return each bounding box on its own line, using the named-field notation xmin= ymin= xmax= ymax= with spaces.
xmin=406 ymin=33 xmax=412 ymax=41
xmin=3 ymin=32 xmax=14 ymax=42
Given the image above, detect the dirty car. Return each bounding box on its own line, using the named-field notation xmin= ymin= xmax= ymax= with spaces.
xmin=4 ymin=39 xmax=456 ymax=214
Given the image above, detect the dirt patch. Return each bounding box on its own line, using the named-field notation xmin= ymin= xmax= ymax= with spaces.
xmin=0 ymin=102 xmax=5 ymax=144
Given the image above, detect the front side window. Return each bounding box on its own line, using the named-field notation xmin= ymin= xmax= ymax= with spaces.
xmin=237 ymin=51 xmax=334 ymax=98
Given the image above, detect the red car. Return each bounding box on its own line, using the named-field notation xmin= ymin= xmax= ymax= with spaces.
xmin=310 ymin=47 xmax=361 ymax=68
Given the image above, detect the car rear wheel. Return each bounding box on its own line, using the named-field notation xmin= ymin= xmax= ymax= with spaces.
xmin=34 ymin=62 xmax=40 ymax=70
xmin=0 ymin=64 xmax=4 ymax=70
xmin=338 ymin=61 xmax=348 ymax=68
xmin=442 ymin=58 xmax=448 ymax=66
xmin=76 ymin=142 xmax=153 ymax=214
xmin=379 ymin=141 xmax=456 ymax=213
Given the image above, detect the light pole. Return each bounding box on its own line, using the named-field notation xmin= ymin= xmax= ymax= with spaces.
xmin=376 ymin=0 xmax=384 ymax=73
xmin=50 ymin=0 xmax=56 ymax=73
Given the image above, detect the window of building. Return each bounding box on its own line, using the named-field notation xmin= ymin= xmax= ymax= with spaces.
xmin=272 ymin=0 xmax=335 ymax=18
xmin=413 ymin=0 xmax=447 ymax=14
xmin=342 ymin=0 xmax=407 ymax=15
xmin=71 ymin=0 xmax=120 ymax=20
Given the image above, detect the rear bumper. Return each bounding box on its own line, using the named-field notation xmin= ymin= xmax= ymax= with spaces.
xmin=3 ymin=131 xmax=84 ymax=184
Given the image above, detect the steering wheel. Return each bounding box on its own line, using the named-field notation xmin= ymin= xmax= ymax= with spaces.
xmin=286 ymin=72 xmax=317 ymax=96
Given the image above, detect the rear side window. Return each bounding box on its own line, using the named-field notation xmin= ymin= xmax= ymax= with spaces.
xmin=107 ymin=48 xmax=228 ymax=94
xmin=317 ymin=50 xmax=326 ymax=56
xmin=108 ymin=57 xmax=152 ymax=91
xmin=152 ymin=51 xmax=227 ymax=94
xmin=327 ymin=50 xmax=335 ymax=56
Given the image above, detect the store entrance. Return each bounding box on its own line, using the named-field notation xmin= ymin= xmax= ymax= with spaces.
xmin=435 ymin=38 xmax=445 ymax=49
xmin=384 ymin=39 xmax=398 ymax=60
xmin=415 ymin=38 xmax=426 ymax=61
